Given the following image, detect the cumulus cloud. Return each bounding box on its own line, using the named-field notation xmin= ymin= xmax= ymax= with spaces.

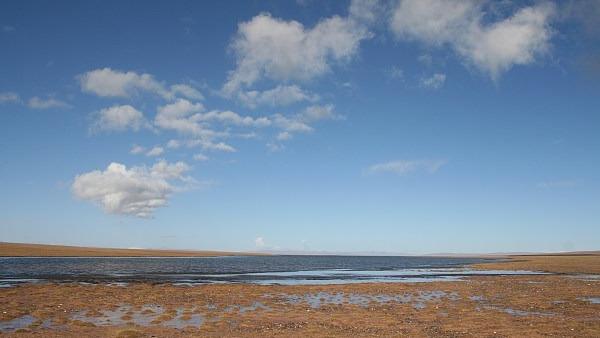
xmin=368 ymin=159 xmax=446 ymax=176
xmin=222 ymin=8 xmax=372 ymax=95
xmin=154 ymin=99 xmax=275 ymax=153
xmin=27 ymin=96 xmax=70 ymax=109
xmin=0 ymin=92 xmax=20 ymax=104
xmin=72 ymin=160 xmax=191 ymax=217
xmin=79 ymin=68 xmax=202 ymax=100
xmin=237 ymin=85 xmax=318 ymax=108
xmin=154 ymin=99 xmax=206 ymax=135
xmin=390 ymin=0 xmax=556 ymax=79
xmin=420 ymin=73 xmax=446 ymax=89
xmin=92 ymin=105 xmax=149 ymax=132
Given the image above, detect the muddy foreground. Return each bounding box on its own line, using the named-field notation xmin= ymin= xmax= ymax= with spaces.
xmin=1 ymin=255 xmax=599 ymax=337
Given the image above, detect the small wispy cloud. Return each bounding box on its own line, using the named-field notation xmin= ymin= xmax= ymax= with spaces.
xmin=537 ymin=180 xmax=581 ymax=189
xmin=387 ymin=66 xmax=404 ymax=80
xmin=145 ymin=146 xmax=164 ymax=157
xmin=193 ymin=153 xmax=209 ymax=162
xmin=0 ymin=92 xmax=20 ymax=104
xmin=27 ymin=96 xmax=71 ymax=109
xmin=255 ymin=236 xmax=265 ymax=248
xmin=419 ymin=73 xmax=446 ymax=89
xmin=367 ymin=159 xmax=447 ymax=176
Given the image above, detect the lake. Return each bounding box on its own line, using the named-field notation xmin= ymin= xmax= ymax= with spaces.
xmin=0 ymin=255 xmax=539 ymax=286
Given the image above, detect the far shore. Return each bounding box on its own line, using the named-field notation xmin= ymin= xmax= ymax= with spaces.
xmin=0 ymin=242 xmax=267 ymax=257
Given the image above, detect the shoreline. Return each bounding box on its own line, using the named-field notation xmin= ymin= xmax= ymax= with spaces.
xmin=0 ymin=242 xmax=266 ymax=258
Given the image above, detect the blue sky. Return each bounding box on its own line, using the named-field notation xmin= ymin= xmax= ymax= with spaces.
xmin=1 ymin=0 xmax=599 ymax=254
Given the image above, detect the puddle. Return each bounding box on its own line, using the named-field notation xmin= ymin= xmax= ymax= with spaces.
xmin=72 ymin=305 xmax=203 ymax=329
xmin=578 ymin=297 xmax=600 ymax=304
xmin=469 ymin=295 xmax=485 ymax=302
xmin=162 ymin=309 xmax=203 ymax=329
xmin=225 ymin=301 xmax=271 ymax=314
xmin=272 ymin=291 xmax=458 ymax=309
xmin=0 ymin=315 xmax=37 ymax=332
xmin=488 ymin=306 xmax=553 ymax=317
xmin=569 ymin=275 xmax=600 ymax=282
xmin=468 ymin=294 xmax=553 ymax=317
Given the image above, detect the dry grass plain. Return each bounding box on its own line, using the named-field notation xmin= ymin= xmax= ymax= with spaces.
xmin=0 ymin=242 xmax=262 ymax=257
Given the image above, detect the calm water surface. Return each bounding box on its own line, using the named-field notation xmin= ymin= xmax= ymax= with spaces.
xmin=0 ymin=255 xmax=537 ymax=286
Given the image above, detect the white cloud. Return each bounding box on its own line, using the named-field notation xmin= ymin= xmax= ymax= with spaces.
xmin=276 ymin=131 xmax=292 ymax=141
xmin=391 ymin=0 xmax=479 ymax=45
xmin=150 ymin=160 xmax=190 ymax=179
xmin=301 ymin=104 xmax=339 ymax=122
xmin=368 ymin=159 xmax=446 ymax=176
xmin=79 ymin=68 xmax=202 ymax=100
xmin=193 ymin=153 xmax=209 ymax=161
xmin=79 ymin=68 xmax=167 ymax=98
xmin=420 ymin=73 xmax=446 ymax=89
xmin=169 ymin=84 xmax=204 ymax=100
xmin=166 ymin=139 xmax=181 ymax=149
xmin=146 ymin=146 xmax=164 ymax=157
xmin=390 ymin=0 xmax=556 ymax=79
xmin=72 ymin=160 xmax=191 ymax=217
xmin=27 ymin=96 xmax=70 ymax=109
xmin=222 ymin=10 xmax=371 ymax=95
xmin=237 ymin=85 xmax=318 ymax=108
xmin=273 ymin=114 xmax=313 ymax=133
xmin=92 ymin=105 xmax=148 ymax=132
xmin=272 ymin=104 xmax=340 ymax=138
xmin=0 ymin=92 xmax=20 ymax=103
xmin=155 ymin=100 xmax=268 ymax=152
xmin=130 ymin=144 xmax=145 ymax=155
xmin=187 ymin=139 xmax=237 ymax=153
xmin=349 ymin=0 xmax=384 ymax=24
xmin=197 ymin=110 xmax=271 ymax=127
xmin=255 ymin=236 xmax=265 ymax=248
xmin=154 ymin=99 xmax=206 ymax=135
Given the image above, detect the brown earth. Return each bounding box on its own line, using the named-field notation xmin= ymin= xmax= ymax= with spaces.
xmin=0 ymin=242 xmax=264 ymax=257
xmin=472 ymin=253 xmax=600 ymax=274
